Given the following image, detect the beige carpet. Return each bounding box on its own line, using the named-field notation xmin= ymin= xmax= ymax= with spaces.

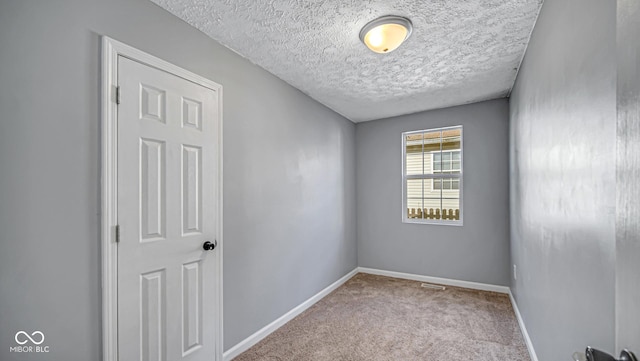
xmin=234 ymin=273 xmax=530 ymax=361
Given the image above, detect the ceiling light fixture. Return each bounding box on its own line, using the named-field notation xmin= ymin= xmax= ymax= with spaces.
xmin=360 ymin=15 xmax=413 ymax=54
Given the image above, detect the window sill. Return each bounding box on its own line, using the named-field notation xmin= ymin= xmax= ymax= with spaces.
xmin=402 ymin=219 xmax=463 ymax=227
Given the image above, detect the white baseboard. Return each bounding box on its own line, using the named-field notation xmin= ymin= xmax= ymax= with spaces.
xmin=223 ymin=268 xmax=359 ymax=361
xmin=509 ymin=291 xmax=539 ymax=361
xmin=357 ymin=267 xmax=510 ymax=294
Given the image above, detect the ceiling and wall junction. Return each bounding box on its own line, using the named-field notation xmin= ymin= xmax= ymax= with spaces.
xmin=151 ymin=0 xmax=543 ymax=122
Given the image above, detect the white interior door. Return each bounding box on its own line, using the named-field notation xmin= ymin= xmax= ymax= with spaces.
xmin=116 ymin=56 xmax=220 ymax=361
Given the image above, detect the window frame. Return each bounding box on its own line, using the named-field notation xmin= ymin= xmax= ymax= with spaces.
xmin=401 ymin=125 xmax=463 ymax=226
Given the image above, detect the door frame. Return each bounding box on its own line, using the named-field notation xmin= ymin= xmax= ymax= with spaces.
xmin=100 ymin=36 xmax=224 ymax=361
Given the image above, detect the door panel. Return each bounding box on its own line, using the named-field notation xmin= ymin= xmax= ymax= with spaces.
xmin=117 ymin=56 xmax=219 ymax=361
xmin=182 ymin=145 xmax=202 ymax=235
xmin=182 ymin=261 xmax=202 ymax=355
xmin=140 ymin=269 xmax=166 ymax=361
xmin=140 ymin=138 xmax=166 ymax=241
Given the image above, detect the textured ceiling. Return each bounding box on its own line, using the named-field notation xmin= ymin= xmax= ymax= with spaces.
xmin=151 ymin=0 xmax=543 ymax=122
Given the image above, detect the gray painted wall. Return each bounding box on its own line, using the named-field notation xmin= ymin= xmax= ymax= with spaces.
xmin=509 ymin=0 xmax=617 ymax=359
xmin=356 ymin=99 xmax=511 ymax=286
xmin=0 ymin=0 xmax=356 ymax=359
xmin=616 ymin=0 xmax=640 ymax=353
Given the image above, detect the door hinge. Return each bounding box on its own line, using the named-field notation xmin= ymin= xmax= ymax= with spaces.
xmin=115 ymin=225 xmax=120 ymax=243
xmin=115 ymin=86 xmax=121 ymax=105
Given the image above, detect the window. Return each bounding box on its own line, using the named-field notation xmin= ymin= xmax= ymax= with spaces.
xmin=402 ymin=126 xmax=462 ymax=225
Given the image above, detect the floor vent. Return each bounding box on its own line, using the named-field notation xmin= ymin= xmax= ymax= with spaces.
xmin=421 ymin=283 xmax=446 ymax=290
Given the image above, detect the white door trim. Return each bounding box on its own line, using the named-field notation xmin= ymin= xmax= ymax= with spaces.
xmin=101 ymin=36 xmax=224 ymax=361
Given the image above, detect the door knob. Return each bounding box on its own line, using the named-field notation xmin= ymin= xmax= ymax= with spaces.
xmin=619 ymin=350 xmax=638 ymax=361
xmin=203 ymin=240 xmax=217 ymax=251
xmin=574 ymin=347 xmax=638 ymax=361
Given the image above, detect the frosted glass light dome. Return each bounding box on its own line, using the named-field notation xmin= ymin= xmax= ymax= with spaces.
xmin=360 ymin=16 xmax=413 ymax=54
